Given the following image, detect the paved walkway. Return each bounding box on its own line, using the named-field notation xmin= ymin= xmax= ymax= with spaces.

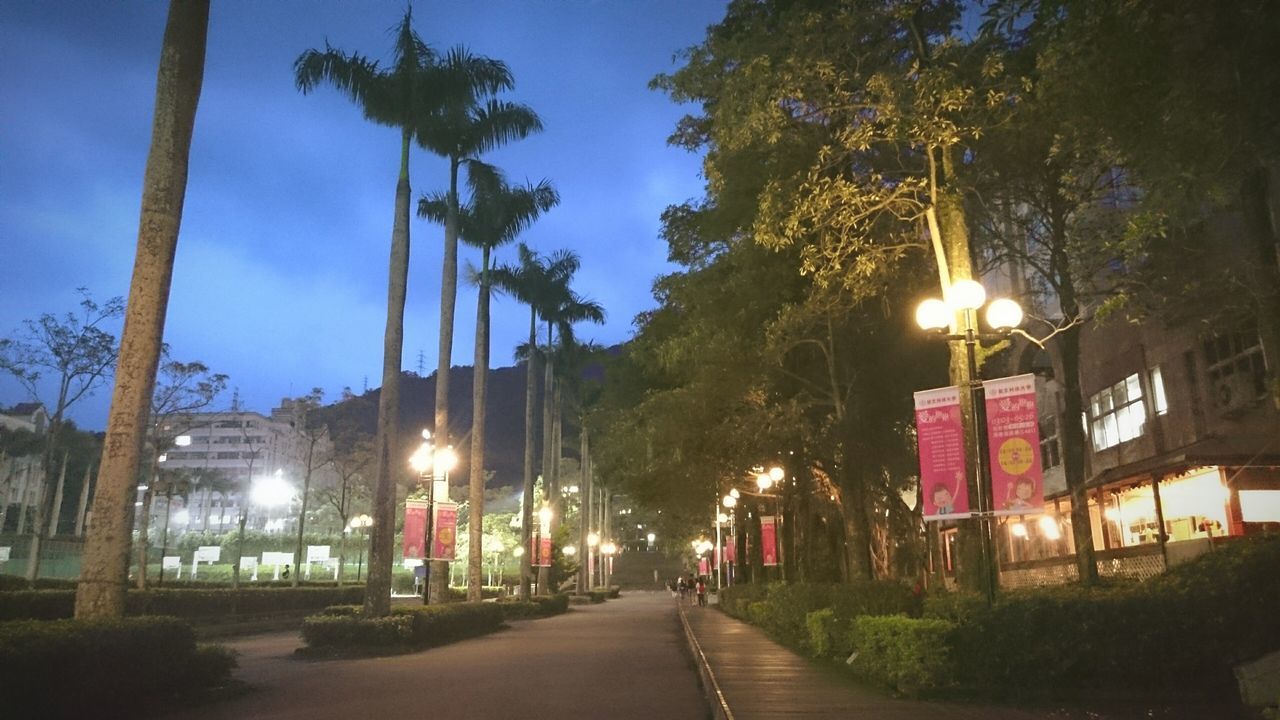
xmin=166 ymin=592 xmax=703 ymax=720
xmin=679 ymin=599 xmax=1045 ymax=720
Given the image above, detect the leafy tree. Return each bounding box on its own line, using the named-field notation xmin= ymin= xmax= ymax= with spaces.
xmin=135 ymin=350 xmax=226 ymax=589
xmin=0 ymin=289 xmax=123 ymax=585
xmin=289 ymin=388 xmax=331 ymax=588
xmin=421 ymin=163 xmax=558 ymax=600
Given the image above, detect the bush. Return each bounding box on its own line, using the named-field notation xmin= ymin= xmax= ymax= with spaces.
xmin=0 ymin=575 xmax=77 ymax=591
xmin=720 ymin=581 xmax=920 ymax=653
xmin=300 ymin=602 xmax=504 ymax=654
xmin=496 ymin=594 xmax=570 ymax=620
xmin=0 ymin=616 xmax=235 ymax=717
xmin=0 ymin=585 xmax=365 ymax=622
xmin=850 ymin=615 xmax=956 ymax=697
xmin=592 ymin=585 xmax=621 ymax=599
xmin=806 ymin=608 xmax=856 ymax=659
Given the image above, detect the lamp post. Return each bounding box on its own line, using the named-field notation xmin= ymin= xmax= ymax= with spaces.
xmin=409 ymin=429 xmax=458 ymax=605
xmin=587 ymin=531 xmax=600 ymax=589
xmin=915 ymin=279 xmax=1023 ymax=602
xmin=600 ymin=541 xmax=617 ymax=587
xmin=721 ymin=492 xmax=738 ymax=587
xmin=754 ymin=466 xmax=785 ymax=580
xmin=348 ymin=513 xmax=373 ymax=582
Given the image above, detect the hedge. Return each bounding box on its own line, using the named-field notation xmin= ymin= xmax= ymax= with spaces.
xmin=0 ymin=616 xmax=235 ymax=718
xmin=0 ymin=585 xmax=365 ymax=622
xmin=300 ymin=601 xmax=504 ymax=654
xmin=720 ymin=581 xmax=920 ymax=654
xmin=495 ymin=594 xmax=570 ymax=619
xmin=849 ymin=616 xmax=956 ymax=696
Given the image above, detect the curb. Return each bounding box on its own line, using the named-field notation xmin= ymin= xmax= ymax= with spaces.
xmin=676 ymin=601 xmax=735 ymax=720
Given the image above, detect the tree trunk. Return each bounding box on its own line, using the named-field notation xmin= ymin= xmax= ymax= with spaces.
xmin=291 ymin=445 xmax=314 ymax=588
xmin=429 ymin=156 xmax=462 ymax=605
xmin=76 ymin=0 xmax=208 ymax=619
xmin=1059 ymin=311 xmax=1099 ymax=585
xmin=467 ymin=253 xmax=492 ymax=602
xmin=838 ymin=465 xmax=874 ymax=581
xmin=364 ymin=128 xmax=413 ymax=617
xmin=578 ymin=427 xmax=591 ymax=593
xmin=47 ymin=451 xmax=68 ymax=537
xmin=537 ymin=339 xmax=555 ymax=595
xmin=519 ymin=312 xmax=538 ymax=600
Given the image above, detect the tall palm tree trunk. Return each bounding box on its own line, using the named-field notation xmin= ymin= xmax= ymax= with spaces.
xmin=467 ymin=250 xmax=492 ymax=601
xmin=430 ymin=156 xmax=462 ymax=604
xmin=519 ymin=310 xmax=537 ymax=600
xmin=578 ymin=426 xmax=590 ymax=593
xmin=76 ymin=0 xmax=208 ymax=619
xmin=537 ymin=344 xmax=555 ymax=595
xmin=365 ymin=129 xmax=413 ymax=617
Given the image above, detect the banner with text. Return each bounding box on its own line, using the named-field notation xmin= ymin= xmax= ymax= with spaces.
xmin=537 ymin=536 xmax=554 ymax=567
xmin=431 ymin=502 xmax=459 ymax=561
xmin=403 ymin=500 xmax=428 ymax=560
xmin=760 ymin=516 xmax=778 ymax=566
xmin=984 ymin=374 xmax=1045 ymax=516
xmin=915 ymin=386 xmax=972 ymax=520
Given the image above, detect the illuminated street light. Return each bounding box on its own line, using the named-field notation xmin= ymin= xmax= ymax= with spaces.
xmin=587 ymin=532 xmax=600 ymax=547
xmin=756 ymin=473 xmax=772 ymax=492
xmin=174 ymin=435 xmax=191 ymax=447
xmin=563 ymin=545 xmax=578 ymax=556
xmin=513 ymin=546 xmax=525 ymax=558
xmin=722 ymin=494 xmax=737 ymax=509
xmin=768 ymin=466 xmax=784 ymax=483
xmin=251 ymin=470 xmax=293 ymax=507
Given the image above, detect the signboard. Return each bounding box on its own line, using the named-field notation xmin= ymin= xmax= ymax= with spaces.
xmin=240 ymin=556 xmax=259 ymax=581
xmin=306 ymin=545 xmax=330 ymax=563
xmin=194 ymin=545 xmax=221 ymax=562
xmin=162 ymin=556 xmax=182 ymax=570
xmin=984 ymin=374 xmax=1045 ymax=516
xmin=431 ymin=502 xmax=458 ymax=561
xmin=0 ymin=547 xmax=10 ymax=562
xmin=403 ymin=500 xmax=428 ymax=560
xmin=760 ymin=516 xmax=778 ymax=566
xmin=915 ymin=386 xmax=972 ymax=520
xmin=261 ymin=551 xmax=294 ymax=567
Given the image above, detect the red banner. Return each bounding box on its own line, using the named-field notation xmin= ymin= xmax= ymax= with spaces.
xmin=403 ymin=500 xmax=428 ymax=559
xmin=537 ymin=536 xmax=553 ymax=567
xmin=431 ymin=502 xmax=458 ymax=561
xmin=724 ymin=542 xmax=736 ymax=564
xmin=915 ymin=386 xmax=972 ymax=520
xmin=698 ymin=557 xmax=710 ymax=576
xmin=760 ymin=516 xmax=778 ymax=566
xmin=984 ymin=374 xmax=1045 ymax=516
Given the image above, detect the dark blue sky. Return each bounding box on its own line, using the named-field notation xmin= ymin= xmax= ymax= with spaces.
xmin=1 ymin=0 xmax=726 ymax=430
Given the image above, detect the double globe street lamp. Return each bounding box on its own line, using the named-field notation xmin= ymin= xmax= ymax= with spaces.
xmin=409 ymin=429 xmax=458 ymax=604
xmin=915 ymin=278 xmax=1023 ymax=602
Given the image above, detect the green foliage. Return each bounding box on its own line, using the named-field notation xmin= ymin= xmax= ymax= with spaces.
xmin=805 ymin=608 xmax=839 ymax=658
xmin=495 ymin=593 xmax=569 ymax=619
xmin=300 ymin=601 xmax=504 ymax=653
xmin=720 ymin=581 xmax=920 ymax=653
xmin=0 ymin=616 xmax=234 ymax=717
xmin=850 ymin=615 xmax=957 ymax=696
xmin=0 ymin=585 xmax=364 ymax=622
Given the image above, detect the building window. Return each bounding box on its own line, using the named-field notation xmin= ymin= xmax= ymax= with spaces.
xmin=1039 ymin=416 xmax=1061 ymax=469
xmin=216 ymin=452 xmax=239 ymax=460
xmin=215 ymin=420 xmax=241 ymax=429
xmin=1203 ymin=324 xmax=1267 ymax=411
xmin=1088 ymin=367 xmax=1167 ymax=451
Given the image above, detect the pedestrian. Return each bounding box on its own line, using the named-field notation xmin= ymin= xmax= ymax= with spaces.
xmin=677 ymin=576 xmax=688 ymax=600
xmin=282 ymin=564 xmax=291 ymax=580
xmin=695 ymin=577 xmax=707 ymax=607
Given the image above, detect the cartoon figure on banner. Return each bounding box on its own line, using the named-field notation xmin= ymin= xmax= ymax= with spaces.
xmin=932 ymin=470 xmax=963 ymax=516
xmin=1005 ymin=476 xmax=1038 ymax=511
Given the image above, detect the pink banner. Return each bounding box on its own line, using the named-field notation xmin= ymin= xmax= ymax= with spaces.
xmin=984 ymin=374 xmax=1045 ymax=516
xmin=431 ymin=502 xmax=458 ymax=561
xmin=724 ymin=542 xmax=736 ymax=564
xmin=537 ymin=536 xmax=553 ymax=568
xmin=403 ymin=500 xmax=428 ymax=559
xmin=698 ymin=557 xmax=710 ymax=576
xmin=915 ymin=386 xmax=972 ymax=520
xmin=760 ymin=516 xmax=778 ymax=566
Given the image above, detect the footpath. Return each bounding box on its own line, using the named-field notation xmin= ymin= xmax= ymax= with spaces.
xmin=679 ymin=598 xmax=1042 ymax=720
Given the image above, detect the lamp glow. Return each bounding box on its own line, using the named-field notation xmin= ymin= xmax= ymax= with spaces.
xmin=722 ymin=495 xmax=737 ymax=508
xmin=587 ymin=532 xmax=600 ymax=547
xmin=1010 ymin=521 xmax=1029 ymax=538
xmin=945 ymin=279 xmax=986 ymax=311
xmin=646 ymin=532 xmax=656 ymax=543
xmin=538 ymin=506 xmax=553 ymax=527
xmin=250 ymin=471 xmax=294 ymax=507
xmin=716 ymin=513 xmax=729 ymax=523
xmin=513 ymin=546 xmax=525 ymax=557
xmin=914 ymin=298 xmax=950 ymax=331
xmin=1038 ymin=515 xmax=1061 ymax=540
xmin=756 ymin=473 xmax=772 ymax=491
xmin=768 ymin=466 xmax=785 ymax=482
xmin=435 ymin=446 xmax=459 ymax=474
xmin=174 ymin=435 xmax=191 ymax=447
xmin=986 ymin=298 xmax=1024 ymax=331
xmin=563 ymin=545 xmax=578 ymax=556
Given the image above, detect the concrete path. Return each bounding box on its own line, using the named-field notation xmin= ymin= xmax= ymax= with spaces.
xmin=680 ymin=600 xmax=1042 ymax=720
xmin=166 ymin=592 xmax=704 ymax=720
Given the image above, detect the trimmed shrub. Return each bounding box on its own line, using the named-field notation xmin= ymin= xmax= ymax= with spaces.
xmin=721 ymin=581 xmax=919 ymax=653
xmin=0 ymin=575 xmax=77 ymax=591
xmin=496 ymin=594 xmax=570 ymax=620
xmin=0 ymin=616 xmax=235 ymax=717
xmin=0 ymin=585 xmax=365 ymax=622
xmin=850 ymin=615 xmax=956 ymax=696
xmin=300 ymin=602 xmax=503 ymax=654
xmin=806 ymin=608 xmax=854 ymax=659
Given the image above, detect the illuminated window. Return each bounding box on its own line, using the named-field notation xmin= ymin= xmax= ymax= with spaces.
xmin=1039 ymin=416 xmax=1061 ymax=469
xmin=1088 ymin=367 xmax=1168 ymax=451
xmin=1203 ymin=323 xmax=1267 ymax=409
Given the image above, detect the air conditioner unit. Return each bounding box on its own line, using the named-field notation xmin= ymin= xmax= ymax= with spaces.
xmin=1212 ymin=373 xmax=1257 ymax=416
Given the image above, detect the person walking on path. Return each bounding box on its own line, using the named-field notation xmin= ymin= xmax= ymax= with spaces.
xmin=695 ymin=577 xmax=707 ymax=607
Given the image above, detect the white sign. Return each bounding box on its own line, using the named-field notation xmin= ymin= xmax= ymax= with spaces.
xmin=240 ymin=556 xmax=259 ymax=581
xmin=306 ymin=545 xmax=330 ymax=563
xmin=0 ymin=547 xmax=10 ymax=562
xmin=162 ymin=556 xmax=182 ymax=570
xmin=194 ymin=545 xmax=221 ymax=562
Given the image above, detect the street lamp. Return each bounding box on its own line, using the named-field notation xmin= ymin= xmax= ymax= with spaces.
xmin=915 ymin=279 xmax=1024 ymax=602
xmin=348 ymin=513 xmax=373 ymax=582
xmin=600 ymin=541 xmax=617 ymax=587
xmin=587 ymin=532 xmax=600 ymax=588
xmin=409 ymin=429 xmax=458 ymax=605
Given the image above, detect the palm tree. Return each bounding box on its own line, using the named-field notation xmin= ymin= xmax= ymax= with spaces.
xmin=293 ymin=9 xmax=441 ymax=616
xmin=415 ymin=52 xmax=541 ymax=600
xmin=421 ymin=164 xmax=558 ymax=600
xmin=75 ymin=0 xmax=209 ymax=619
xmin=492 ymin=245 xmax=579 ymax=598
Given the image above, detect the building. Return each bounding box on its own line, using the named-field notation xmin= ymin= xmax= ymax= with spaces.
xmin=0 ymin=403 xmax=46 ymax=534
xmin=145 ymin=398 xmax=336 ymax=535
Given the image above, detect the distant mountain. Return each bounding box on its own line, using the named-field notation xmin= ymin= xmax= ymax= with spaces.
xmin=314 ymin=362 xmax=544 ymax=490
